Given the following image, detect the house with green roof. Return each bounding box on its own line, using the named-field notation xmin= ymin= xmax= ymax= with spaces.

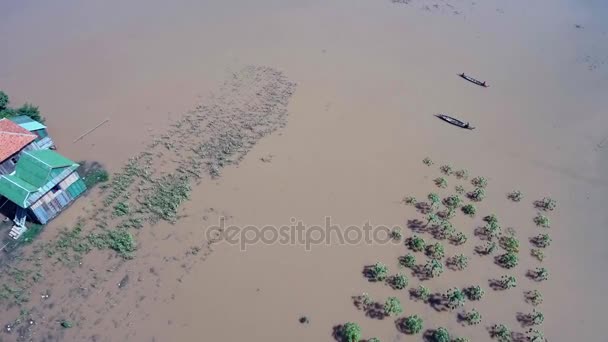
xmin=10 ymin=115 xmax=55 ymax=150
xmin=0 ymin=149 xmax=86 ymax=227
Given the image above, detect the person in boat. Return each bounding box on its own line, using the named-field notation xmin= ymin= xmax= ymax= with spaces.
xmin=464 ymin=122 xmax=470 ymax=129
xmin=481 ymin=81 xmax=487 ymax=87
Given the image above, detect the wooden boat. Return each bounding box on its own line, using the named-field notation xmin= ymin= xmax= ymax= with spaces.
xmin=458 ymin=73 xmax=488 ymax=87
xmin=435 ymin=114 xmax=475 ymax=130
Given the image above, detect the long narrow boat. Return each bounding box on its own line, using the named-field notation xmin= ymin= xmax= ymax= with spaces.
xmin=458 ymin=73 xmax=488 ymax=87
xmin=435 ymin=114 xmax=475 ymax=130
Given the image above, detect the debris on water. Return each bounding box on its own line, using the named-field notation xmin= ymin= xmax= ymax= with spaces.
xmin=5 ymin=323 xmax=12 ymax=333
xmin=260 ymin=154 xmax=274 ymax=163
xmin=118 ymin=274 xmax=130 ymax=289
xmin=299 ymin=316 xmax=310 ymax=324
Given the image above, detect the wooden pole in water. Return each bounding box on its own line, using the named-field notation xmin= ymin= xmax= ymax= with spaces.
xmin=73 ymin=119 xmax=110 ymax=143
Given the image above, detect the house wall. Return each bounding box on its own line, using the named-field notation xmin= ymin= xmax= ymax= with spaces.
xmin=29 ymin=172 xmax=87 ymax=224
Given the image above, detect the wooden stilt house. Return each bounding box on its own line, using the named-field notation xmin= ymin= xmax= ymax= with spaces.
xmin=0 ymin=149 xmax=87 ymax=224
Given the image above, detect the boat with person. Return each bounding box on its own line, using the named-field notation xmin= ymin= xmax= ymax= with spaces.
xmin=458 ymin=73 xmax=488 ymax=87
xmin=435 ymin=114 xmax=475 ymax=130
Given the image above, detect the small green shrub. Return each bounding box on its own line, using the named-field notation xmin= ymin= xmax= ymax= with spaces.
xmin=484 ymin=214 xmax=499 ymax=225
xmin=407 ymin=235 xmax=426 ymax=252
xmin=443 ymin=195 xmax=462 ymax=209
xmin=414 ymin=285 xmax=431 ymax=301
xmin=113 ymin=202 xmax=130 ymax=217
xmin=391 ymin=227 xmax=403 ymax=241
xmin=389 ymin=273 xmax=408 ymax=290
xmin=434 ymin=177 xmax=448 ymax=188
xmin=426 ymin=242 xmax=445 ymax=259
xmin=428 ymin=193 xmax=440 ymax=206
xmin=535 ymin=197 xmax=556 ymax=211
xmin=444 ymin=288 xmax=466 ymax=309
xmin=449 ymin=254 xmax=469 ymax=270
xmin=526 ymin=329 xmax=545 ymax=342
xmin=524 ymin=309 xmax=544 ymax=326
xmin=450 ymin=231 xmax=467 ymax=245
xmin=423 ymin=157 xmax=434 ymax=166
xmin=383 ymin=296 xmax=403 ymax=316
xmin=400 ymin=315 xmax=423 ymax=334
xmin=468 ymin=187 xmax=486 ymax=202
xmin=342 ymin=322 xmax=362 ymax=342
xmin=490 ymin=324 xmax=511 ymax=342
xmin=454 ymin=169 xmax=469 ymax=180
xmin=525 ymin=290 xmax=543 ymax=306
xmin=432 ymin=327 xmax=451 ymax=342
xmin=531 ymin=234 xmax=551 ymax=248
xmin=369 ymin=262 xmax=389 ymax=281
xmin=440 ymin=165 xmax=453 ymax=175
xmin=497 ymin=252 xmax=519 ymax=269
xmin=424 ymin=259 xmax=444 ymax=278
xmin=403 ymin=196 xmax=417 ymax=205
xmin=500 ymin=235 xmax=520 ymax=253
xmin=534 ymin=214 xmax=550 ymax=228
xmin=399 ymin=253 xmax=416 ymax=268
xmin=532 ymin=267 xmax=548 ymax=281
xmin=471 ymin=176 xmax=488 ymax=188
xmin=464 ymin=285 xmax=485 ymax=301
xmin=463 ymin=309 xmax=482 ymax=325
xmin=498 ymin=275 xmax=517 ymax=289
xmin=531 ymin=249 xmax=545 ymax=262
xmin=461 ymin=204 xmax=477 ymax=216
xmin=507 ymin=190 xmax=523 ymax=202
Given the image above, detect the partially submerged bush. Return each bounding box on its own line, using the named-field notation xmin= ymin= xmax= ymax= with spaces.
xmin=423 ymin=157 xmax=434 ymax=166
xmin=403 ymin=196 xmax=417 ymax=205
xmin=531 ymin=249 xmax=545 ymax=262
xmin=468 ymin=187 xmax=486 ymax=202
xmin=389 ymin=273 xmax=408 ymax=290
xmin=443 ymin=195 xmax=462 ymax=209
xmin=471 ymin=176 xmax=488 ymax=188
xmin=500 ymin=235 xmax=520 ymax=253
xmin=531 ymin=267 xmax=548 ymax=281
xmin=455 ymin=185 xmax=465 ymax=194
xmin=383 ymin=296 xmax=403 ymax=316
xmin=507 ymin=190 xmax=523 ymax=202
xmin=391 ymin=227 xmax=403 ymax=241
xmin=428 ymin=193 xmax=440 ymax=207
xmin=526 ymin=329 xmax=546 ymax=342
xmin=523 ymin=309 xmax=544 ymax=326
xmin=444 ymin=287 xmax=466 ymax=309
xmin=434 ymin=177 xmax=448 ymax=189
xmin=534 ymin=214 xmax=550 ymax=228
xmin=414 ymin=285 xmax=431 ymax=302
xmin=399 ymin=253 xmax=416 ymax=268
xmin=490 ymin=324 xmax=511 ymax=342
xmin=525 ymin=290 xmax=543 ymax=306
xmin=400 ymin=315 xmax=423 ymax=334
xmin=440 ymin=165 xmax=453 ymax=175
xmin=448 ymin=254 xmax=469 ymax=270
xmin=531 ymin=234 xmax=551 ymax=248
xmin=432 ymin=327 xmax=451 ymax=342
xmin=454 ymin=169 xmax=469 ymax=180
xmin=426 ymin=242 xmax=445 ymax=259
xmin=341 ymin=322 xmax=362 ymax=342
xmin=461 ymin=204 xmax=477 ymax=216
xmin=369 ymin=262 xmax=389 ymax=281
xmin=535 ymin=197 xmax=556 ymax=211
xmin=88 ymin=229 xmax=137 ymax=259
xmin=497 ymin=275 xmax=517 ymax=289
xmin=464 ymin=285 xmax=485 ymax=301
xmin=463 ymin=309 xmax=482 ymax=325
xmin=407 ymin=235 xmax=426 ymax=252
xmin=497 ymin=252 xmax=519 ymax=269
xmin=450 ymin=231 xmax=467 ymax=245
xmin=424 ymin=259 xmax=444 ymax=278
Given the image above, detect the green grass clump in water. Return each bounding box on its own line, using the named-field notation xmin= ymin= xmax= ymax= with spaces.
xmin=88 ymin=229 xmax=136 ymax=259
xmin=143 ymin=174 xmax=191 ymax=223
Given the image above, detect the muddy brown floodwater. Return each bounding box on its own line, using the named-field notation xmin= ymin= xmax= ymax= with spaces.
xmin=1 ymin=0 xmax=607 ymax=341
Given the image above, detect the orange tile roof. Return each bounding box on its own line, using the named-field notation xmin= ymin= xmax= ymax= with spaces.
xmin=0 ymin=118 xmax=37 ymax=162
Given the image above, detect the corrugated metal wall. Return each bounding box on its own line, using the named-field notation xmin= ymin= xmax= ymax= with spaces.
xmin=29 ymin=172 xmax=87 ymax=224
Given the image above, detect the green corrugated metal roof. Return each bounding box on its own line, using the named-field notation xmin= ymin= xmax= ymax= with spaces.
xmin=0 ymin=150 xmax=79 ymax=208
xmin=0 ymin=175 xmax=37 ymax=207
xmin=10 ymin=115 xmax=46 ymax=132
